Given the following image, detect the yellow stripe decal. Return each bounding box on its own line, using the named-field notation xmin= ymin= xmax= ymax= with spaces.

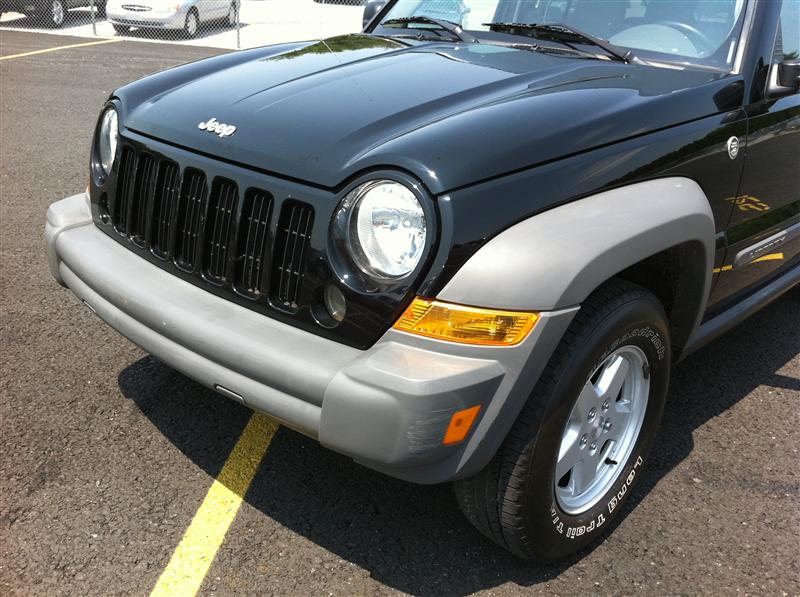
xmin=150 ymin=413 xmax=278 ymax=597
xmin=752 ymin=252 xmax=784 ymax=264
xmin=713 ymin=252 xmax=784 ymax=273
xmin=0 ymin=38 xmax=121 ymax=61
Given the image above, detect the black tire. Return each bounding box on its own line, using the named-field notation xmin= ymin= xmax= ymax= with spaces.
xmin=42 ymin=0 xmax=66 ymax=27
xmin=96 ymin=0 xmax=106 ymax=18
xmin=113 ymin=23 xmax=129 ymax=34
xmin=225 ymin=2 xmax=236 ymax=27
xmin=454 ymin=279 xmax=671 ymax=562
xmin=183 ymin=7 xmax=198 ymax=38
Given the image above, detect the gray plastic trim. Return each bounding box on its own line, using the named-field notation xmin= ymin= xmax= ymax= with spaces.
xmin=51 ymin=216 xmax=361 ymax=409
xmin=321 ymin=308 xmax=578 ymax=482
xmin=45 ymin=192 xmax=93 ymax=286
xmin=61 ymin=262 xmax=324 ymax=437
xmin=46 ymin=194 xmax=577 ymax=483
xmin=439 ymin=177 xmax=715 ymax=312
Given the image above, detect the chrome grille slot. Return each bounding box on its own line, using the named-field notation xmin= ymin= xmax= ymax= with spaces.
xmin=174 ymin=169 xmax=207 ymax=271
xmin=203 ymin=179 xmax=238 ymax=283
xmin=235 ymin=189 xmax=273 ymax=296
xmin=129 ymin=153 xmax=156 ymax=246
xmin=270 ymin=200 xmax=314 ymax=310
xmin=150 ymin=161 xmax=180 ymax=258
xmin=113 ymin=147 xmax=136 ymax=234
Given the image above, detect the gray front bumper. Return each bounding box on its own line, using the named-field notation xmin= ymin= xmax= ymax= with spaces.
xmin=46 ymin=193 xmax=577 ymax=483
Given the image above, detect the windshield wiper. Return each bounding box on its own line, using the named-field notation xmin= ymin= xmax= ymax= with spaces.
xmin=484 ymin=22 xmax=635 ymax=63
xmin=381 ymin=16 xmax=479 ymax=44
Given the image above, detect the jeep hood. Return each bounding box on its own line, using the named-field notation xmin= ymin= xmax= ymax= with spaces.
xmin=120 ymin=34 xmax=735 ymax=193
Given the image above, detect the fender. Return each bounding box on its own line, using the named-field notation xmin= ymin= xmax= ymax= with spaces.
xmin=438 ymin=177 xmax=715 ymax=353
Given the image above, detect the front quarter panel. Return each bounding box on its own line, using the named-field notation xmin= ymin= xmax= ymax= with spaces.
xmin=439 ymin=178 xmax=715 ymax=310
xmin=438 ymin=178 xmax=716 ymax=352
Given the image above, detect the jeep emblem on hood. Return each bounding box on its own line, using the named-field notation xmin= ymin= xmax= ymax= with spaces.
xmin=198 ymin=117 xmax=237 ymax=138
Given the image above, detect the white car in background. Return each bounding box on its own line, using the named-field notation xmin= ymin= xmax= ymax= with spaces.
xmin=106 ymin=0 xmax=238 ymax=38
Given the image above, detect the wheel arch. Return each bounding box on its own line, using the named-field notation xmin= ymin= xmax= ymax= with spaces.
xmin=438 ymin=177 xmax=715 ymax=359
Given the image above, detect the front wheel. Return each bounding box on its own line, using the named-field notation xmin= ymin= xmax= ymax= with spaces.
xmin=44 ymin=0 xmax=66 ymax=27
xmin=183 ymin=8 xmax=198 ymax=38
xmin=455 ymin=279 xmax=671 ymax=561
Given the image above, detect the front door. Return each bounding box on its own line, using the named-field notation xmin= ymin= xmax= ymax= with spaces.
xmin=711 ymin=0 xmax=800 ymax=307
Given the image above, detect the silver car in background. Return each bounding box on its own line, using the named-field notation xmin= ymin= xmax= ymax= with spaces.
xmin=106 ymin=0 xmax=238 ymax=38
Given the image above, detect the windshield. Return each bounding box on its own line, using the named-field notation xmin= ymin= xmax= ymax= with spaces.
xmin=374 ymin=0 xmax=750 ymax=70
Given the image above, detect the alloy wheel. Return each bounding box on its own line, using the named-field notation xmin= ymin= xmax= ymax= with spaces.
xmin=555 ymin=345 xmax=650 ymax=514
xmin=51 ymin=0 xmax=65 ymax=26
xmin=185 ymin=10 xmax=198 ymax=37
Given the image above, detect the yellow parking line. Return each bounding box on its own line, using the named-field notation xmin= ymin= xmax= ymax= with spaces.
xmin=151 ymin=412 xmax=278 ymax=597
xmin=0 ymin=38 xmax=121 ymax=61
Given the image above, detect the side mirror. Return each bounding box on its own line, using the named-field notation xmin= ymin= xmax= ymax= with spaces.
xmin=767 ymin=58 xmax=800 ymax=98
xmin=363 ymin=0 xmax=388 ymax=29
xmin=777 ymin=59 xmax=800 ymax=89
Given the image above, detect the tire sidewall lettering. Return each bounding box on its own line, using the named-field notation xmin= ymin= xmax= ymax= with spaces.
xmin=538 ymin=315 xmax=670 ymax=549
xmin=549 ymin=454 xmax=644 ymax=538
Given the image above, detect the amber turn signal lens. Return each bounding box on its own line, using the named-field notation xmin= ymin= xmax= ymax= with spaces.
xmin=443 ymin=405 xmax=482 ymax=445
xmin=393 ymin=298 xmax=539 ymax=346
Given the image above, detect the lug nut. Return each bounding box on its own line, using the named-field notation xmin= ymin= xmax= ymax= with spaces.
xmin=588 ymin=407 xmax=597 ymax=421
xmin=603 ymin=420 xmax=613 ymax=432
xmin=602 ymin=400 xmax=609 ymax=412
xmin=590 ymin=441 xmax=597 ymax=451
xmin=580 ymin=434 xmax=588 ymax=448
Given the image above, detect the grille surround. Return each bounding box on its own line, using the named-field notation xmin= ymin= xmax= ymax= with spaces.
xmin=271 ymin=200 xmax=314 ymax=311
xmin=235 ymin=189 xmax=273 ymax=297
xmin=203 ymin=178 xmax=239 ymax=284
xmin=174 ymin=168 xmax=208 ymax=272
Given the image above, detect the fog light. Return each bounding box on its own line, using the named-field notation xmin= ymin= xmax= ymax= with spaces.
xmin=324 ymin=284 xmax=347 ymax=323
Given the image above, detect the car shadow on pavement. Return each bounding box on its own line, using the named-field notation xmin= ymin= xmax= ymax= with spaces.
xmin=117 ymin=289 xmax=800 ymax=595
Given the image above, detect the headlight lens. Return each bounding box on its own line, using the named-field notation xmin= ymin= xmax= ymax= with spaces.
xmin=348 ymin=181 xmax=427 ymax=279
xmin=97 ymin=107 xmax=119 ymax=176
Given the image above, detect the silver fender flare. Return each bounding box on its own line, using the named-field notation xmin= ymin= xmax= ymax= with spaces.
xmin=439 ymin=177 xmax=716 ymax=351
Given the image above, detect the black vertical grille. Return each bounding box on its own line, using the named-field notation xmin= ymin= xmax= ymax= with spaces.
xmin=151 ymin=161 xmax=180 ymax=259
xmin=129 ymin=154 xmax=156 ymax=245
xmin=270 ymin=200 xmax=314 ymax=310
xmin=101 ymin=143 xmax=320 ymax=324
xmin=174 ymin=169 xmax=207 ymax=271
xmin=203 ymin=179 xmax=239 ymax=283
xmin=235 ymin=189 xmax=273 ymax=296
xmin=113 ymin=147 xmax=136 ymax=234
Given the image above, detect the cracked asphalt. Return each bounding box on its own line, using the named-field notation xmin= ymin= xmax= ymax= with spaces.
xmin=1 ymin=30 xmax=799 ymax=597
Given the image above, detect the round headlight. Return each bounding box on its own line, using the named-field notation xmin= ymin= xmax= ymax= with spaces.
xmin=97 ymin=107 xmax=119 ymax=176
xmin=348 ymin=181 xmax=427 ymax=279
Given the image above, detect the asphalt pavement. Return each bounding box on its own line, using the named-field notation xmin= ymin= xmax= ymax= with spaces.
xmin=1 ymin=30 xmax=799 ymax=597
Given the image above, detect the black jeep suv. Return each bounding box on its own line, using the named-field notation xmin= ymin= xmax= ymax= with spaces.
xmin=46 ymin=0 xmax=799 ymax=561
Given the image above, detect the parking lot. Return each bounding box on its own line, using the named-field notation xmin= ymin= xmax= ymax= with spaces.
xmin=1 ymin=29 xmax=799 ymax=596
xmin=0 ymin=0 xmax=362 ymax=50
